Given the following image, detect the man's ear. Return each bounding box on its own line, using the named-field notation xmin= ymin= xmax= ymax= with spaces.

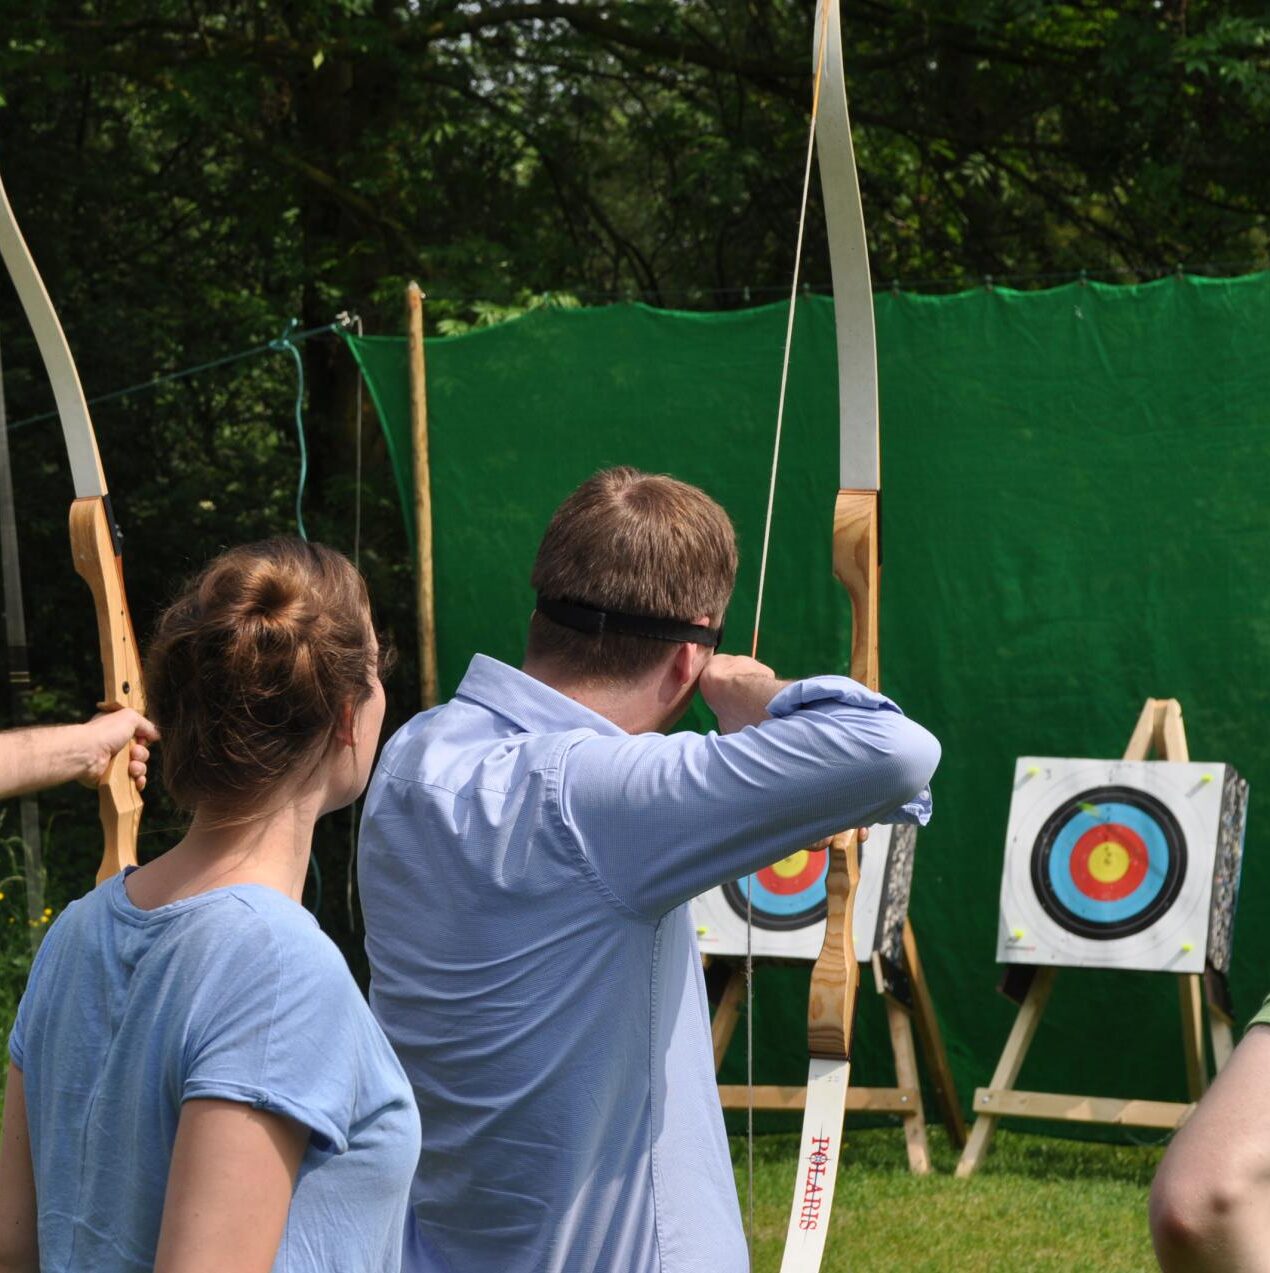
xmin=671 ymin=641 xmax=710 ymax=689
xmin=333 ymin=700 xmax=357 ymax=747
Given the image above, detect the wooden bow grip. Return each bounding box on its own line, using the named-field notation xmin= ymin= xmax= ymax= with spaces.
xmin=69 ymin=498 xmax=145 ymax=881
xmin=807 ymin=829 xmax=863 ymax=1057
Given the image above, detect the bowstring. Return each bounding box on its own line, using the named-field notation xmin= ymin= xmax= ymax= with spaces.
xmin=744 ymin=2 xmax=833 ymax=1261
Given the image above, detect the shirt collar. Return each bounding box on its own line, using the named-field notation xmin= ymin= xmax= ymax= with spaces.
xmin=455 ymin=654 xmax=627 ymax=738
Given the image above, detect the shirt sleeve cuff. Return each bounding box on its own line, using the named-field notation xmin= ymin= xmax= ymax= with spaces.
xmin=182 ymin=1079 xmax=350 ymax=1154
xmin=895 ymin=788 xmax=934 ymax=826
xmin=766 ymin=675 xmax=905 ymax=719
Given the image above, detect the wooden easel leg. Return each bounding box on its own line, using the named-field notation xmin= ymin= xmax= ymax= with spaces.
xmin=956 ymin=967 xmax=1057 ymax=1178
xmin=903 ymin=918 xmax=967 ymax=1149
xmin=1155 ymin=704 xmax=1207 ymax=1095
xmin=1160 ymin=699 xmax=1190 ymax=763
xmin=712 ymin=966 xmax=745 ymax=1074
xmin=1209 ymin=1012 xmax=1234 ymax=1073
xmin=884 ymin=999 xmax=931 ymax=1173
xmin=1179 ymin=973 xmax=1208 ymax=1100
xmin=1123 ymin=698 xmax=1162 ymax=762
xmin=1204 ymin=969 xmax=1236 ymax=1072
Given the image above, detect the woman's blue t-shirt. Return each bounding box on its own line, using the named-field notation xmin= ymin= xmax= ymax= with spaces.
xmin=8 ymin=872 xmax=421 ymax=1272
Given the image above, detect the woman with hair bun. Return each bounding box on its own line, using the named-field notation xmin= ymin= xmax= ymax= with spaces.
xmin=0 ymin=538 xmax=420 ymax=1273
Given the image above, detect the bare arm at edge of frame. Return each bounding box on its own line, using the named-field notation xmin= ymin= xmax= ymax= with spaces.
xmin=1150 ymin=1026 xmax=1270 ymax=1272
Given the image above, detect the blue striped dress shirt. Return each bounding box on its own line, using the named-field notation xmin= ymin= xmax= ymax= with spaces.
xmin=358 ymin=654 xmax=940 ymax=1273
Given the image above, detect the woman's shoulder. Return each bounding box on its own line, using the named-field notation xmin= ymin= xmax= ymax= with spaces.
xmin=167 ymin=889 xmax=375 ymax=1055
xmin=186 ymin=885 xmax=351 ymax=978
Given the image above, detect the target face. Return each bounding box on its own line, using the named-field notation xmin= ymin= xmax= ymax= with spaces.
xmin=692 ymin=825 xmax=901 ymax=963
xmin=1030 ymin=786 xmax=1186 ymax=940
xmin=722 ymin=846 xmax=828 ymax=931
xmin=998 ymin=759 xmax=1245 ymax=974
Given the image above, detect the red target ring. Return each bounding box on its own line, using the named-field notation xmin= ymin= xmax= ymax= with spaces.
xmin=755 ymin=848 xmax=826 ymax=896
xmin=1069 ymin=823 xmax=1149 ymax=902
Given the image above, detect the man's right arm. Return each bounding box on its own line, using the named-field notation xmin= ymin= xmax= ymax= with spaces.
xmin=558 ymin=668 xmax=940 ymax=920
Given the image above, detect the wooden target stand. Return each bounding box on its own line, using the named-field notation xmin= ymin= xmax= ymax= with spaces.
xmin=956 ymin=698 xmax=1237 ymax=1177
xmin=707 ymin=915 xmax=966 ymax=1173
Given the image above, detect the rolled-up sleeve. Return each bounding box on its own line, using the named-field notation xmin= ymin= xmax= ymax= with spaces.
xmin=558 ymin=675 xmax=940 ymax=920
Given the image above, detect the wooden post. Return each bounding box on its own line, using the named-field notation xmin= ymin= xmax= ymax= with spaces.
xmin=0 ymin=335 xmax=45 ymax=948
xmin=406 ymin=282 xmax=439 ymax=709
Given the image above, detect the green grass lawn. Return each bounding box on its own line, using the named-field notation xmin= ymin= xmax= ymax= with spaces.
xmin=0 ymin=1062 xmax=1163 ymax=1270
xmin=738 ymin=1126 xmax=1163 ymax=1272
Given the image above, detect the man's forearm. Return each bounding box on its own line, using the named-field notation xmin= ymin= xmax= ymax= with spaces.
xmin=699 ymin=656 xmax=793 ymax=734
xmin=717 ymin=675 xmax=793 ymax=733
xmin=0 ymin=725 xmax=97 ymax=800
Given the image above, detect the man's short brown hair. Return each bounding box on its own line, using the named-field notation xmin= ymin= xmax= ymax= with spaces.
xmin=527 ymin=467 xmax=738 ymax=681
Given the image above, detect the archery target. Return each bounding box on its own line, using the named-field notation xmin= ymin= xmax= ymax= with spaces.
xmin=998 ymin=759 xmax=1248 ymax=973
xmin=721 ymin=845 xmax=830 ymax=932
xmin=692 ymin=824 xmax=903 ymax=965
xmin=1031 ymin=786 xmax=1185 ymax=940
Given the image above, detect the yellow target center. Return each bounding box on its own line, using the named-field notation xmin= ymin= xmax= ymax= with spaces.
xmin=1088 ymin=841 xmax=1131 ymax=883
xmin=771 ymin=851 xmax=811 ymax=880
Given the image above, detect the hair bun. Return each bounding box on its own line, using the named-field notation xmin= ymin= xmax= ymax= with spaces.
xmin=241 ymin=567 xmax=315 ymax=632
xmin=145 ymin=537 xmax=378 ymax=812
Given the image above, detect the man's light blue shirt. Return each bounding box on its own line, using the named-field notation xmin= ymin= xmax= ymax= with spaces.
xmin=359 ymin=655 xmax=940 ymax=1273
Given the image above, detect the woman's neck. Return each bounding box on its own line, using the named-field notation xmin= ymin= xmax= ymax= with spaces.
xmin=124 ymin=790 xmax=323 ymax=910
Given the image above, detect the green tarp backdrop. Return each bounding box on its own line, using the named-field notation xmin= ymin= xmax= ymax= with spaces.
xmin=346 ymin=273 xmax=1270 ymax=1137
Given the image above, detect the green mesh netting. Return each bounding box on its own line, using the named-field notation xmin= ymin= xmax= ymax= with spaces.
xmin=346 ymin=273 xmax=1270 ymax=1138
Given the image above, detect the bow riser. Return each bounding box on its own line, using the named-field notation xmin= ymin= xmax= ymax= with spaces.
xmin=833 ymin=489 xmax=879 ymax=690
xmin=808 ymin=487 xmax=878 ymax=1055
xmin=806 ymin=829 xmax=863 ymax=1058
xmin=70 ymin=497 xmax=145 ymax=881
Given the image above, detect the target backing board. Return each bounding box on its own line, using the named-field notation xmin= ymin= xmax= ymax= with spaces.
xmin=998 ymin=758 xmax=1249 ymax=974
xmin=692 ymin=824 xmax=915 ymax=970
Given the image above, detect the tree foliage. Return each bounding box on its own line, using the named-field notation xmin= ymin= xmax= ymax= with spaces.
xmin=0 ymin=0 xmax=1266 ymax=951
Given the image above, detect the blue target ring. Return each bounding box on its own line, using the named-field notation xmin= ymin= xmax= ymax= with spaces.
xmin=1046 ymin=802 xmax=1171 ymax=923
xmin=1031 ymin=786 xmax=1186 ymax=940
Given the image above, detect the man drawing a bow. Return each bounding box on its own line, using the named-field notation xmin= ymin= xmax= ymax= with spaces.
xmin=359 ymin=466 xmax=940 ymax=1272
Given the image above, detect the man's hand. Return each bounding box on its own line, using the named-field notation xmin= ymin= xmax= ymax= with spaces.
xmin=76 ymin=709 xmax=159 ymax=791
xmin=698 ymin=655 xmax=790 ymax=735
xmin=808 ymin=829 xmax=870 ymax=853
xmin=0 ymin=711 xmax=157 ymax=801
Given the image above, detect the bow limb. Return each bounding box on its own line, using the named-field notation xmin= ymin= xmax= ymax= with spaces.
xmin=780 ymin=2 xmax=879 ymax=1268
xmin=0 ymin=174 xmax=146 ymax=883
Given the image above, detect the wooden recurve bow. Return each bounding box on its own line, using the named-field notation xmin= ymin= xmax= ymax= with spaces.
xmin=779 ymin=2 xmax=879 ymax=1267
xmin=0 ymin=174 xmax=146 ymax=884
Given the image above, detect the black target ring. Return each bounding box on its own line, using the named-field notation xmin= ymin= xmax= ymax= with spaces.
xmin=1030 ymin=784 xmax=1187 ymax=941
